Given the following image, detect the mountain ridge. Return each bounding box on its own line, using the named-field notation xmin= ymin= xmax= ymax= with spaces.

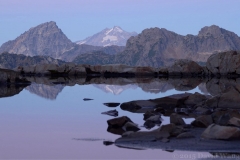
xmin=76 ymin=26 xmax=137 ymax=46
xmin=73 ymin=25 xmax=240 ymax=67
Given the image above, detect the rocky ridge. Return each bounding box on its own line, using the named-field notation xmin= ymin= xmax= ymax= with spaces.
xmin=0 ymin=21 xmax=75 ymax=59
xmin=74 ymin=25 xmax=240 ymax=67
xmin=0 ymin=52 xmax=65 ymax=69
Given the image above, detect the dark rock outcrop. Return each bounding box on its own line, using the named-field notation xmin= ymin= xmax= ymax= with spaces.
xmin=0 ymin=52 xmax=65 ymax=70
xmin=74 ymin=25 xmax=240 ymax=67
xmin=206 ymin=51 xmax=240 ymax=76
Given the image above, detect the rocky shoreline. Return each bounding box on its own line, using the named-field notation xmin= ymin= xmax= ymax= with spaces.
xmin=1 ymin=50 xmax=240 ymax=85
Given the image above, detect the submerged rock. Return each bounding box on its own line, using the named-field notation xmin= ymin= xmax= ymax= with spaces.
xmin=83 ymin=98 xmax=93 ymax=101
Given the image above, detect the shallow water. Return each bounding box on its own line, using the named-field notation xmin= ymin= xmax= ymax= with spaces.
xmin=0 ymin=79 xmax=226 ymax=159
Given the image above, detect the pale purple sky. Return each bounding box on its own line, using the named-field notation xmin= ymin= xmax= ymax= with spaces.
xmin=0 ymin=0 xmax=239 ymax=45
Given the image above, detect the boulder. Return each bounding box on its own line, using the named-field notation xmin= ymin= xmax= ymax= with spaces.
xmin=122 ymin=122 xmax=140 ymax=132
xmin=120 ymin=100 xmax=156 ymax=113
xmin=143 ymin=120 xmax=156 ymax=129
xmin=206 ymin=51 xmax=240 ymax=75
xmin=184 ymin=92 xmax=208 ymax=107
xmin=211 ymin=110 xmax=233 ymax=125
xmin=168 ymin=59 xmax=203 ymax=77
xmin=228 ymin=117 xmax=240 ymax=127
xmin=218 ymin=87 xmax=240 ymax=109
xmin=191 ymin=115 xmax=213 ymax=128
xmin=170 ymin=113 xmax=186 ymax=125
xmin=107 ymin=116 xmax=133 ymax=128
xmin=145 ymin=115 xmax=162 ymax=124
xmin=152 ymin=93 xmax=192 ymax=108
xmin=143 ymin=111 xmax=155 ymax=120
xmin=201 ymin=124 xmax=240 ymax=140
xmin=158 ymin=124 xmax=176 ymax=133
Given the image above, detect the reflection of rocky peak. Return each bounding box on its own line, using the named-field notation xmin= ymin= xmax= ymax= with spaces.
xmin=0 ymin=85 xmax=27 ymax=98
xmin=138 ymin=81 xmax=174 ymax=93
xmin=93 ymin=84 xmax=138 ymax=95
xmin=25 ymin=83 xmax=64 ymax=100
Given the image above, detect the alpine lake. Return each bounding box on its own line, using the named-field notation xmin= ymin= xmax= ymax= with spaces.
xmin=1 ymin=76 xmax=240 ymax=160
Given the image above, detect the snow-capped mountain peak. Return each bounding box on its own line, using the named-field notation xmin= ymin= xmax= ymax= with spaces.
xmin=76 ymin=26 xmax=137 ymax=46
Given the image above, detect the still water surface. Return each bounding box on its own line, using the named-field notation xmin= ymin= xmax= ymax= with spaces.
xmin=0 ymin=83 xmax=212 ymax=159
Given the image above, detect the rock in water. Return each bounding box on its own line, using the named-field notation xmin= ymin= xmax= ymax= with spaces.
xmin=191 ymin=115 xmax=213 ymax=128
xmin=103 ymin=102 xmax=120 ymax=107
xmin=228 ymin=117 xmax=240 ymax=127
xmin=170 ymin=113 xmax=186 ymax=125
xmin=107 ymin=116 xmax=133 ymax=128
xmin=201 ymin=124 xmax=240 ymax=140
xmin=122 ymin=122 xmax=140 ymax=132
xmin=101 ymin=110 xmax=118 ymax=117
xmin=83 ymin=98 xmax=93 ymax=101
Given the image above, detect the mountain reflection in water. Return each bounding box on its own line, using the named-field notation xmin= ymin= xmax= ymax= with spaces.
xmin=0 ymin=77 xmax=210 ymax=99
xmin=1 ymin=77 xmax=240 ymax=159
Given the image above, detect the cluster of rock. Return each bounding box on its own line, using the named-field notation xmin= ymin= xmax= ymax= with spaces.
xmin=111 ymin=86 xmax=240 ymax=150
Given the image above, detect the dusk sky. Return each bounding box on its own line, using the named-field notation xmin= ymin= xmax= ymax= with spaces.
xmin=0 ymin=0 xmax=239 ymax=45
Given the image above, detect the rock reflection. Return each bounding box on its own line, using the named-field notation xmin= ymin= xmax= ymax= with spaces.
xmin=0 ymin=84 xmax=29 ymax=98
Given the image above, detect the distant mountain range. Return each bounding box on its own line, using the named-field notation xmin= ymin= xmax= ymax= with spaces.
xmin=0 ymin=22 xmax=127 ymax=62
xmin=76 ymin=26 xmax=137 ymax=46
xmin=1 ymin=21 xmax=240 ymax=68
xmin=75 ymin=25 xmax=240 ymax=67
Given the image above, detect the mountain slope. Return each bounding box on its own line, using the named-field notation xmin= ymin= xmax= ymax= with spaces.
xmin=72 ymin=51 xmax=115 ymax=65
xmin=73 ymin=25 xmax=240 ymax=67
xmin=0 ymin=52 xmax=65 ymax=69
xmin=76 ymin=26 xmax=137 ymax=46
xmin=60 ymin=44 xmax=125 ymax=62
xmin=0 ymin=21 xmax=75 ymax=59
